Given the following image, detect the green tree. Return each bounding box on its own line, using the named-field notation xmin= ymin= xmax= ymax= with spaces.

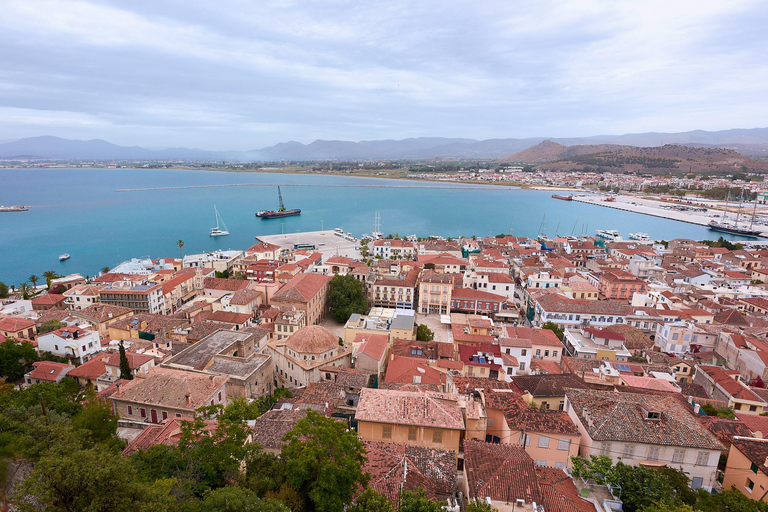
xmin=467 ymin=500 xmax=497 ymax=512
xmin=641 ymin=502 xmax=694 ymax=512
xmin=118 ymin=341 xmax=133 ymax=380
xmin=28 ymin=274 xmax=40 ymax=289
xmin=200 ymin=486 xmax=290 ymax=512
xmin=398 ymin=488 xmax=444 ymax=512
xmin=541 ymin=321 xmax=565 ymax=341
xmin=72 ymin=391 xmax=120 ymax=447
xmin=328 ymin=274 xmax=369 ymax=323
xmin=0 ymin=339 xmax=39 ymax=382
xmin=282 ymin=409 xmax=368 ymax=512
xmin=0 ymin=281 xmax=9 ymax=298
xmin=101 ymin=266 xmax=110 ymax=274
xmin=347 ymin=488 xmax=394 ymax=512
xmin=416 ymin=324 xmax=434 ymax=341
xmin=177 ymin=239 xmax=185 ymax=260
xmin=38 ymin=319 xmax=67 ymax=334
xmin=14 ymin=435 xmax=167 ymax=512
xmin=701 ymin=402 xmax=735 ymax=419
xmin=42 ymin=270 xmax=60 ymax=290
xmin=17 ymin=281 xmax=31 ymax=300
xmin=694 ymin=488 xmax=768 ymax=511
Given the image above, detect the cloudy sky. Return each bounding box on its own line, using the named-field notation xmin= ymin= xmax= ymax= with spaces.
xmin=1 ymin=0 xmax=767 ymax=150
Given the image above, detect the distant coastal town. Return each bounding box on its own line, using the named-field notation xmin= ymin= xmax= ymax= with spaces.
xmin=5 ymin=218 xmax=768 ymax=510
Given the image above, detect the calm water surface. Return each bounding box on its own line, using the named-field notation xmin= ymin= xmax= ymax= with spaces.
xmin=0 ymin=168 xmax=729 ymax=284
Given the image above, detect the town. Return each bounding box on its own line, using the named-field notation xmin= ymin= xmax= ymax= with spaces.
xmin=5 ymin=229 xmax=768 ymax=511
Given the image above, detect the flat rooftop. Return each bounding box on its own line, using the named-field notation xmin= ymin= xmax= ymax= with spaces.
xmin=166 ymin=329 xmax=252 ymax=368
xmin=257 ymin=230 xmax=362 ymax=260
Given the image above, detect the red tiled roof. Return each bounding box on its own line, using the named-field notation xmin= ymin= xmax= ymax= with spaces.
xmin=272 ymin=273 xmax=330 ymax=303
xmin=355 ymin=334 xmax=388 ymax=361
xmin=363 ymin=440 xmax=456 ymax=503
xmin=0 ymin=317 xmax=36 ymax=332
xmin=385 ymin=356 xmax=446 ymax=386
xmin=506 ymin=326 xmax=563 ymax=347
xmin=356 ymin=388 xmax=464 ymax=429
xmin=27 ymin=361 xmax=74 ymax=381
xmin=203 ymin=277 xmax=250 ymax=292
xmin=698 ymin=365 xmax=763 ymax=402
xmin=67 ymin=353 xmax=110 ymax=380
xmin=122 ymin=417 xmax=216 ymax=456
xmin=31 ymin=294 xmax=66 ymax=305
xmin=463 ymin=440 xmax=541 ymax=504
xmin=101 ymin=350 xmax=154 ymax=369
xmin=584 ymin=327 xmax=625 ymax=341
xmin=284 ymin=325 xmax=339 ymax=354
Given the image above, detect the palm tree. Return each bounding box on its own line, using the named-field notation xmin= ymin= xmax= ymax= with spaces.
xmin=42 ymin=270 xmax=60 ymax=290
xmin=101 ymin=267 xmax=110 ymax=274
xmin=177 ymin=240 xmax=185 ymax=260
xmin=28 ymin=274 xmax=40 ymax=289
xmin=18 ymin=282 xmax=30 ymax=300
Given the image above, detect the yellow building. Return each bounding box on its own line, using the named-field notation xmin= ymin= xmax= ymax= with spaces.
xmin=723 ymin=437 xmax=768 ymax=502
xmin=356 ymin=388 xmax=465 ymax=453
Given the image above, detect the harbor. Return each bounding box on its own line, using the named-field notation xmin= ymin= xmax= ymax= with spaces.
xmin=572 ymin=194 xmax=768 ymax=238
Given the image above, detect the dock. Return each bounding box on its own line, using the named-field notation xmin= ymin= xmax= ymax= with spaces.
xmin=257 ymin=230 xmax=363 ymax=260
xmin=572 ymin=194 xmax=768 ymax=237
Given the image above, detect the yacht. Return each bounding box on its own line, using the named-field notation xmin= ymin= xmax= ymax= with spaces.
xmin=210 ymin=205 xmax=230 ymax=237
xmin=596 ymin=229 xmax=623 ymax=241
xmin=59 ymin=253 xmax=70 ymax=261
xmin=628 ymin=232 xmax=650 ymax=241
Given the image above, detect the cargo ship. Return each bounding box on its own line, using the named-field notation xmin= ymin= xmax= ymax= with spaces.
xmin=551 ymin=194 xmax=573 ymax=201
xmin=256 ymin=186 xmax=301 ymax=219
xmin=0 ymin=205 xmax=30 ymax=212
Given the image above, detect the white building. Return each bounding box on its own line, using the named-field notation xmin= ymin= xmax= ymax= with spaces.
xmin=372 ymin=239 xmax=416 ymax=260
xmin=36 ymin=326 xmax=102 ymax=364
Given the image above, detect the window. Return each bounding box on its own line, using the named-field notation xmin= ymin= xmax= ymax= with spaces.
xmin=487 ymin=418 xmax=494 ymax=427
xmin=558 ymin=400 xmax=565 ymax=411
xmin=600 ymin=443 xmax=611 ymax=456
xmin=752 ymin=462 xmax=759 ymax=474
xmin=538 ymin=436 xmax=550 ymax=449
xmin=622 ymin=445 xmax=634 ymax=459
xmin=382 ymin=425 xmax=392 ymax=439
xmin=672 ymin=449 xmax=685 ymax=464
xmin=747 ymin=478 xmax=755 ymax=492
xmin=696 ymin=452 xmax=710 ymax=466
xmin=127 ymin=405 xmax=133 ymax=415
xmin=647 ymin=447 xmax=660 ymax=461
xmin=408 ymin=427 xmax=417 ymax=441
xmin=521 ymin=349 xmax=527 ymax=356
xmin=552 ymin=351 xmax=558 ymax=358
xmin=175 ymin=413 xmax=182 ymax=418
xmin=557 ymin=439 xmax=570 ymax=451
xmin=536 ymin=349 xmax=541 ymax=357
xmin=140 ymin=408 xmax=146 ymax=418
xmin=218 ymin=392 xmax=222 ymax=402
xmin=535 ymin=459 xmax=547 ymax=467
xmin=162 ymin=411 xmax=168 ymax=420
xmin=432 ymin=430 xmax=443 ymax=443
xmin=544 ymin=350 xmax=550 ymax=357
xmin=520 ymin=434 xmax=531 ymax=447
xmin=555 ymin=461 xmax=567 ymax=469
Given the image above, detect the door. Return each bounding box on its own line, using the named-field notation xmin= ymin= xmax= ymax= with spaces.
xmin=150 ymin=409 xmax=158 ymax=423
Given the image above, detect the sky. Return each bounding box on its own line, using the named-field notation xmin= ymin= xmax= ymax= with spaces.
xmin=1 ymin=0 xmax=767 ymax=151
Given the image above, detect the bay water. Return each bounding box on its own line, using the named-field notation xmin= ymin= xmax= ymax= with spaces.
xmin=0 ymin=168 xmax=729 ymax=285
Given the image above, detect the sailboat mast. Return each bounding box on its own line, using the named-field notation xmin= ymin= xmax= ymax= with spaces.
xmin=214 ymin=205 xmax=219 ymax=229
xmin=736 ymin=189 xmax=744 ymax=227
xmin=750 ymin=191 xmax=758 ymax=231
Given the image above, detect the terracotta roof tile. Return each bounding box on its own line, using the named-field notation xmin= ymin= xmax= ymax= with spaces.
xmin=463 ymin=440 xmax=541 ymax=503
xmin=356 ymin=388 xmax=464 ymax=429
xmin=363 ymin=440 xmax=456 ymax=504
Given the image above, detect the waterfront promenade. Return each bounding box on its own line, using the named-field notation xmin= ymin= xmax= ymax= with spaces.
xmin=257 ymin=230 xmax=363 ymax=260
xmin=573 ymin=194 xmax=768 ymax=237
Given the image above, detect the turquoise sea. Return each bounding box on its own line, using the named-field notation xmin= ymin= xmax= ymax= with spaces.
xmin=0 ymin=168 xmax=732 ymax=285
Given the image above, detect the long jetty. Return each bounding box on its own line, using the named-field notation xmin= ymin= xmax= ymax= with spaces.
xmin=116 ymin=183 xmax=521 ymax=192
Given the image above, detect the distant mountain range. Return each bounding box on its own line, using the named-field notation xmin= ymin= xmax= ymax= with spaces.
xmin=2 ymin=127 xmax=768 ymax=162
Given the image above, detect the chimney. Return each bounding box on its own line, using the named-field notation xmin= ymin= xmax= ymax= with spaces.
xmin=115 ymin=382 xmax=121 ymax=395
xmin=185 ymin=394 xmax=191 ymax=406
xmin=694 ymin=404 xmax=701 ymax=414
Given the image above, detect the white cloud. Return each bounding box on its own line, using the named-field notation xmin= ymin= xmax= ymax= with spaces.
xmin=0 ymin=0 xmax=766 ymax=149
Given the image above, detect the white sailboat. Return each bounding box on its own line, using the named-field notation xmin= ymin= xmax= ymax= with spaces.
xmin=210 ymin=205 xmax=229 ymax=237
